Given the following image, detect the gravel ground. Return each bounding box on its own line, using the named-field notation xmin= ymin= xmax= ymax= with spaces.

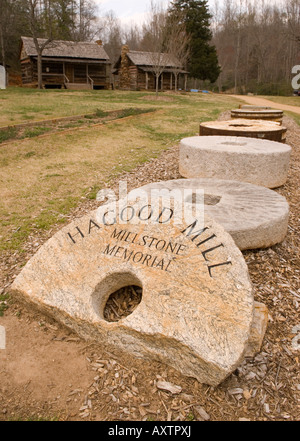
xmin=0 ymin=114 xmax=299 ymax=421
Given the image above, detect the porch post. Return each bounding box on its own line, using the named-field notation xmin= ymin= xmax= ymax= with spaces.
xmin=146 ymin=71 xmax=148 ymax=90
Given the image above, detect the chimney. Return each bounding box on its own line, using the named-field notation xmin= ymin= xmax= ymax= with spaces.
xmin=121 ymin=44 xmax=129 ymax=55
xmin=120 ymin=45 xmax=130 ymax=90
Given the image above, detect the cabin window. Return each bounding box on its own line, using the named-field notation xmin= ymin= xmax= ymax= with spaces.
xmin=42 ymin=63 xmax=63 ymax=74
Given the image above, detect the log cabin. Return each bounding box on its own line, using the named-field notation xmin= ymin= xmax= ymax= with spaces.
xmin=20 ymin=36 xmax=111 ymax=90
xmin=113 ymin=45 xmax=188 ymax=91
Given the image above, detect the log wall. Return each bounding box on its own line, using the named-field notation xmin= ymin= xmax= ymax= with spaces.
xmin=20 ymin=58 xmax=111 ymax=89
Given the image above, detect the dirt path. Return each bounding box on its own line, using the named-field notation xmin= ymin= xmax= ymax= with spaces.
xmin=229 ymin=95 xmax=300 ymax=114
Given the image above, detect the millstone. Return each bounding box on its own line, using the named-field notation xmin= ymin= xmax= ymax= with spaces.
xmin=231 ymin=109 xmax=283 ymax=124
xmin=10 ymin=196 xmax=255 ymax=386
xmin=179 ymin=136 xmax=291 ymax=188
xmin=199 ymin=119 xmax=287 ymax=143
xmin=136 ymin=178 xmax=289 ymax=250
xmin=239 ymin=105 xmax=271 ymax=110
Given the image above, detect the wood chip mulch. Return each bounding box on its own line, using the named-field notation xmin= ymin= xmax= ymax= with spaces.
xmin=103 ymin=286 xmax=143 ymax=323
xmin=0 ymin=113 xmax=299 ymax=421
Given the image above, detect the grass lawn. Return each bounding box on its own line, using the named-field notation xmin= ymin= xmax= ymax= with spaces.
xmin=261 ymin=95 xmax=300 ymax=107
xmin=0 ymin=88 xmax=161 ymax=127
xmin=0 ymin=89 xmax=242 ymax=252
xmin=285 ymin=111 xmax=300 ymax=126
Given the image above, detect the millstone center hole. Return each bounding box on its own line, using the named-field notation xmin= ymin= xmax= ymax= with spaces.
xmin=221 ymin=141 xmax=247 ymax=146
xmin=229 ymin=123 xmax=252 ymax=127
xmin=185 ymin=192 xmax=221 ymax=206
xmin=103 ymin=285 xmax=142 ymax=322
xmin=204 ymin=194 xmax=222 ymax=206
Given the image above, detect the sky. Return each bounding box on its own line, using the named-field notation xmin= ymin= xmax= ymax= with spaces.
xmin=94 ymin=0 xmax=169 ymax=27
xmin=94 ymin=0 xmax=283 ymax=28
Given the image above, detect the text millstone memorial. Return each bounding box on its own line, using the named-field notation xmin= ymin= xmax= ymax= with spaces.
xmin=10 ymin=194 xmax=265 ymax=386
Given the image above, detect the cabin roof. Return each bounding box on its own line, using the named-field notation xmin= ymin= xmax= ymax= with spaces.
xmin=114 ymin=50 xmax=183 ymax=70
xmin=21 ymin=37 xmax=110 ymax=62
xmin=128 ymin=51 xmax=182 ymax=67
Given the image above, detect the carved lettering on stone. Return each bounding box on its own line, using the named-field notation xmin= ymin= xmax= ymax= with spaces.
xmin=10 ymin=197 xmax=255 ymax=386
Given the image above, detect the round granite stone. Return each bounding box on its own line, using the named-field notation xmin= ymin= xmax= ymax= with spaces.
xmin=179 ymin=135 xmax=291 ymax=188
xmin=199 ymin=119 xmax=287 ymax=142
xmin=231 ymin=109 xmax=283 ymax=124
xmin=137 ymin=178 xmax=290 ymax=250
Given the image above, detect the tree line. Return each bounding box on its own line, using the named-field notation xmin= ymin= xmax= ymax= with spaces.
xmin=92 ymin=0 xmax=300 ymax=95
xmin=95 ymin=0 xmax=221 ymax=87
xmin=1 ymin=0 xmax=299 ymax=94
xmin=211 ymin=0 xmax=300 ymax=95
xmin=0 ymin=0 xmax=99 ymax=69
xmin=0 ymin=0 xmax=220 ymax=89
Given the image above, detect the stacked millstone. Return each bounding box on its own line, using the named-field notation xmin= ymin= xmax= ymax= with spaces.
xmin=231 ymin=109 xmax=284 ymax=124
xmin=11 ymin=102 xmax=292 ymax=387
xmin=136 ymin=178 xmax=290 ymax=251
xmin=199 ymin=119 xmax=287 ymax=143
xmin=179 ymin=136 xmax=291 ymax=189
xmin=171 ymin=105 xmax=292 ymax=378
xmin=239 ymin=105 xmax=271 ymax=110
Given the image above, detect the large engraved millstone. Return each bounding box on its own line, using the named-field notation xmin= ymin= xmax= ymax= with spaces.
xmin=10 ymin=197 xmax=255 ymax=386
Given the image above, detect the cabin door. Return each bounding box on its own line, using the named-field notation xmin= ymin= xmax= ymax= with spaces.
xmin=65 ymin=64 xmax=74 ymax=83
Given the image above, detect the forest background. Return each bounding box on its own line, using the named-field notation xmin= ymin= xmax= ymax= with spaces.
xmin=0 ymin=0 xmax=300 ymax=95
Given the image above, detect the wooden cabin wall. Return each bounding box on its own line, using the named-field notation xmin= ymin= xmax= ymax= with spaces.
xmin=137 ymin=70 xmax=148 ymax=89
xmin=136 ymin=70 xmax=144 ymax=89
xmin=42 ymin=61 xmax=64 ymax=86
xmin=161 ymin=72 xmax=172 ymax=90
xmin=129 ymin=65 xmax=138 ymax=90
xmin=147 ymin=73 xmax=156 ymax=90
xmin=20 ymin=58 xmax=111 ymax=89
xmin=88 ymin=64 xmax=106 ymax=86
xmin=20 ymin=58 xmax=34 ymax=85
xmin=21 ymin=59 xmax=64 ymax=87
xmin=88 ymin=64 xmax=111 ymax=88
xmin=42 ymin=62 xmax=63 ymax=75
xmin=21 ymin=58 xmax=39 ymax=86
xmin=73 ymin=64 xmax=86 ymax=83
xmin=136 ymin=70 xmax=174 ymax=91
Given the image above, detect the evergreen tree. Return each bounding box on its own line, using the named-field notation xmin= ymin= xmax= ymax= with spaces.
xmin=52 ymin=0 xmax=75 ymax=40
xmin=168 ymin=0 xmax=221 ymax=83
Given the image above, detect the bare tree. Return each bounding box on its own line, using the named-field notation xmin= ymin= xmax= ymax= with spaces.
xmin=142 ymin=1 xmax=169 ymax=96
xmin=0 ymin=0 xmax=11 ymax=68
xmin=165 ymin=11 xmax=190 ymax=91
xmin=211 ymin=0 xmax=299 ymax=94
xmin=123 ymin=23 xmax=142 ymax=51
xmin=285 ymin=0 xmax=300 ymax=44
xmin=77 ymin=0 xmax=97 ymax=41
xmin=26 ymin=0 xmax=55 ymax=89
xmin=97 ymin=10 xmax=123 ymax=65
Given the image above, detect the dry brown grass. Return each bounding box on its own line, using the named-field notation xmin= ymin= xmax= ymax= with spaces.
xmin=0 ymin=90 xmax=240 ymax=252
